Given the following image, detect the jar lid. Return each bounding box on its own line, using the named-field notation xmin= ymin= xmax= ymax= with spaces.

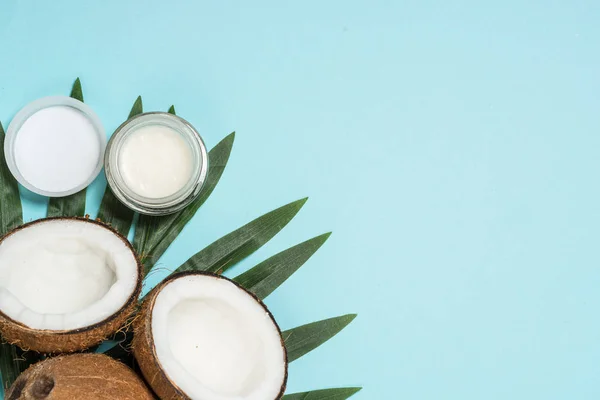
xmin=5 ymin=96 xmax=106 ymax=197
xmin=104 ymin=112 xmax=209 ymax=216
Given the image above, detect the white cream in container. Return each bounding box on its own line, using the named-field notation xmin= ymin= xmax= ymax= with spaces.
xmin=105 ymin=112 xmax=208 ymax=215
xmin=5 ymin=96 xmax=106 ymax=197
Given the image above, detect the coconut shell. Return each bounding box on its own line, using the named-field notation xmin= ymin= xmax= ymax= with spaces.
xmin=132 ymin=271 xmax=288 ymax=400
xmin=0 ymin=217 xmax=143 ymax=353
xmin=5 ymin=353 xmax=154 ymax=400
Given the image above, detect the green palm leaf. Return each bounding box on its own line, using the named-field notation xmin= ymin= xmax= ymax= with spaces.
xmin=234 ymin=232 xmax=331 ymax=299
xmin=47 ymin=78 xmax=87 ymax=217
xmin=96 ymin=96 xmax=142 ymax=235
xmin=284 ymin=314 xmax=357 ymax=363
xmin=0 ymin=122 xmax=37 ymax=391
xmin=283 ymin=387 xmax=362 ymax=400
xmin=0 ymin=86 xmax=359 ymax=396
xmin=171 ymin=198 xmax=308 ymax=277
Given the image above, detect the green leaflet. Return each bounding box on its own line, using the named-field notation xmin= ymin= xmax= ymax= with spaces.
xmin=172 ymin=198 xmax=308 ymax=276
xmin=282 ymin=387 xmax=362 ymax=400
xmin=0 ymin=122 xmax=36 ymax=391
xmin=0 ymin=123 xmax=22 ymax=235
xmin=96 ymin=188 xmax=135 ymax=236
xmin=47 ymin=78 xmax=87 ymax=217
xmin=168 ymin=105 xmax=176 ymax=115
xmin=234 ymin=233 xmax=331 ymax=300
xmin=133 ymin=105 xmax=235 ymax=275
xmin=96 ymin=96 xmax=143 ymax=235
xmin=128 ymin=95 xmax=143 ymax=118
xmin=135 ymin=133 xmax=235 ymax=274
xmin=0 ymin=344 xmax=19 ymax=392
xmin=70 ymin=77 xmax=84 ymax=102
xmin=0 ymin=346 xmax=37 ymax=392
xmin=283 ymin=314 xmax=357 ymax=363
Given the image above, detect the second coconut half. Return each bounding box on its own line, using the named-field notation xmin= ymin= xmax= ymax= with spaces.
xmin=133 ymin=271 xmax=288 ymax=400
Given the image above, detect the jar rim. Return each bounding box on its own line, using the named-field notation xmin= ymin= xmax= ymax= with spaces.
xmin=104 ymin=112 xmax=209 ymax=215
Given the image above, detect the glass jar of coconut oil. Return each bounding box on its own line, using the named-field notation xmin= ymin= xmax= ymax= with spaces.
xmin=104 ymin=112 xmax=208 ymax=215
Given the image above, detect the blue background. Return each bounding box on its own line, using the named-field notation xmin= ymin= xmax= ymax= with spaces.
xmin=1 ymin=1 xmax=600 ymax=398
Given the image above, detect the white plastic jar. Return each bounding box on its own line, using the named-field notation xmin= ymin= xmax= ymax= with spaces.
xmin=5 ymin=96 xmax=106 ymax=197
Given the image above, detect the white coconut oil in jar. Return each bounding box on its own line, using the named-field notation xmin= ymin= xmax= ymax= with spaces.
xmin=5 ymin=96 xmax=106 ymax=197
xmin=105 ymin=112 xmax=208 ymax=215
xmin=119 ymin=125 xmax=194 ymax=199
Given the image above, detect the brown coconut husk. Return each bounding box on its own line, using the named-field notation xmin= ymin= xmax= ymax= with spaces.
xmin=132 ymin=271 xmax=288 ymax=400
xmin=5 ymin=353 xmax=154 ymax=400
xmin=0 ymin=217 xmax=143 ymax=353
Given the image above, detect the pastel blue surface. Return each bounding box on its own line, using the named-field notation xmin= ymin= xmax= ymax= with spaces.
xmin=1 ymin=1 xmax=600 ymax=399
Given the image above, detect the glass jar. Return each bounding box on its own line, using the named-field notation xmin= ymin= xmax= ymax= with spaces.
xmin=104 ymin=112 xmax=208 ymax=215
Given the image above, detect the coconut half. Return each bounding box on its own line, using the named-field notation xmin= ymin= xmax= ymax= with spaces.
xmin=6 ymin=353 xmax=154 ymax=400
xmin=133 ymin=272 xmax=288 ymax=400
xmin=0 ymin=217 xmax=141 ymax=353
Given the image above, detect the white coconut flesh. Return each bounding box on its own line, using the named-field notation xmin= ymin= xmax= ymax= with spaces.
xmin=0 ymin=219 xmax=138 ymax=331
xmin=151 ymin=274 xmax=286 ymax=400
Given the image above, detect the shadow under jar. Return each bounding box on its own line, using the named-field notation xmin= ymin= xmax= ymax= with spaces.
xmin=105 ymin=112 xmax=208 ymax=215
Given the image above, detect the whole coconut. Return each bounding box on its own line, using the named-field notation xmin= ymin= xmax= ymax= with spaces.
xmin=6 ymin=353 xmax=154 ymax=400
